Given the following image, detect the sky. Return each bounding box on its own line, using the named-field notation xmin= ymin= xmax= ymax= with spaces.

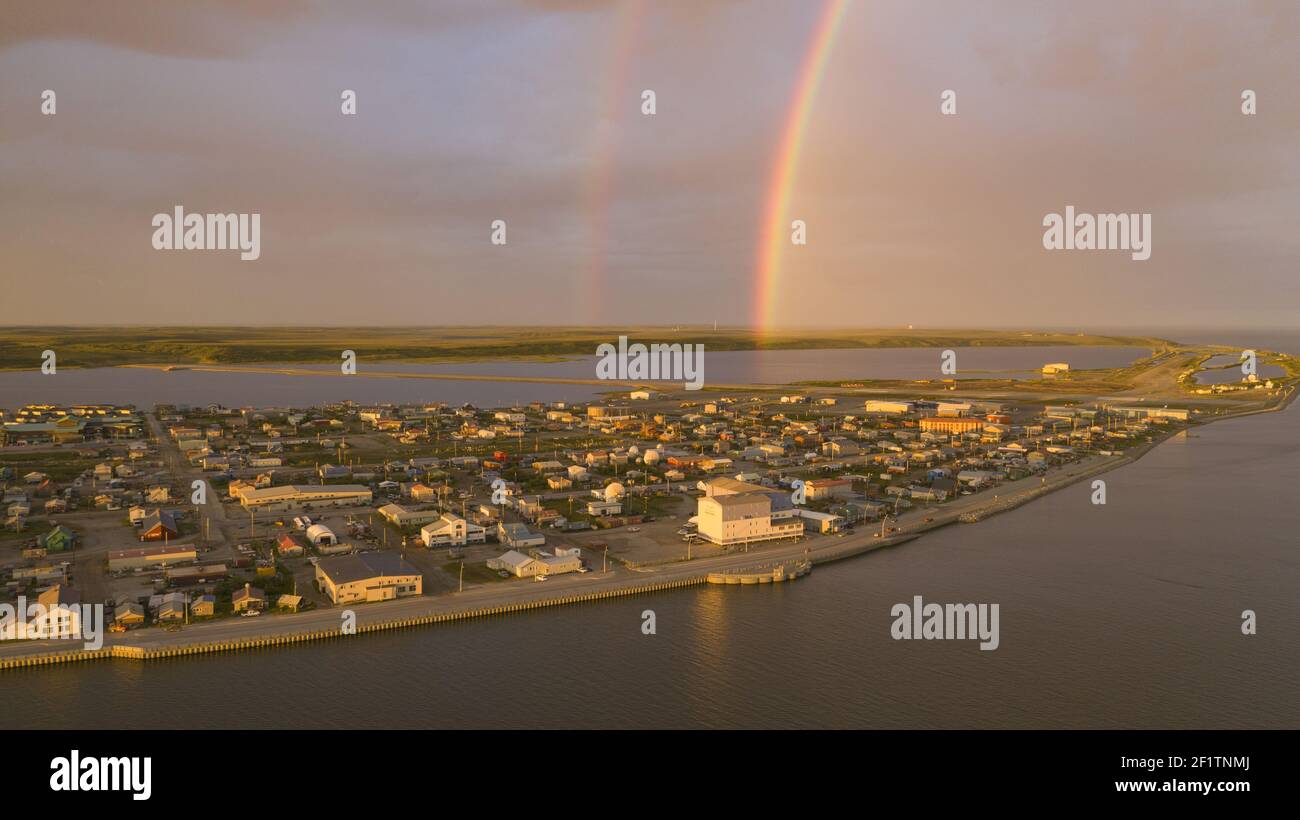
xmin=1 ymin=0 xmax=1298 ymax=329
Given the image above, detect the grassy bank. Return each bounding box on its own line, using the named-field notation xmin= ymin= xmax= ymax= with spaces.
xmin=0 ymin=326 xmax=1174 ymax=371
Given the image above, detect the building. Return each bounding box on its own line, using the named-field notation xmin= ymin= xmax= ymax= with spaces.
xmin=235 ymin=484 xmax=373 ymax=512
xmin=276 ymin=533 xmax=307 ymax=557
xmin=487 ymin=549 xmax=540 ymax=577
xmin=232 ymin=583 xmax=268 ymax=612
xmin=315 ymin=551 xmax=423 ymax=605
xmin=29 ymin=585 xmax=82 ymax=639
xmin=305 ymin=524 xmax=337 ymax=546
xmin=114 ymin=601 xmax=146 ymax=627
xmin=420 ymin=513 xmax=486 ymax=548
xmin=1042 ymin=363 xmax=1071 ymax=375
xmin=190 ymin=595 xmax=216 ymax=617
xmin=700 ymin=476 xmax=771 ymax=497
xmin=794 ymin=509 xmax=845 ymax=533
xmin=863 ymin=400 xmax=914 ymax=414
xmin=935 ymin=401 xmax=972 ymax=417
xmin=276 ymin=594 xmax=304 ymax=612
xmin=537 ymin=552 xmax=582 ymax=576
xmin=139 ymin=510 xmax=179 ymax=542
xmin=822 ymin=439 xmax=861 ymax=458
xmin=165 ymin=564 xmax=228 ymax=585
xmin=486 ymin=549 xmax=582 ymax=578
xmin=696 ymin=492 xmax=803 ymax=547
xmin=37 ymin=524 xmax=77 ymax=553
xmin=586 ymin=499 xmax=622 ymax=517
xmin=107 ymin=544 xmax=198 ymax=571
xmin=1108 ymin=405 xmax=1191 ymax=421
xmin=919 ymin=416 xmax=985 ymax=435
xmin=498 ymin=522 xmax=546 ymax=549
xmin=377 ymin=503 xmax=444 ymax=528
xmin=805 ymin=478 xmax=854 ymax=501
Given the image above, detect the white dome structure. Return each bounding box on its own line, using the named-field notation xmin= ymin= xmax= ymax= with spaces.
xmin=305 ymin=524 xmax=337 ymax=546
xmin=643 ymin=449 xmax=661 ymax=465
xmin=603 ymin=482 xmax=626 ymax=502
xmin=628 ymin=445 xmax=640 ymax=457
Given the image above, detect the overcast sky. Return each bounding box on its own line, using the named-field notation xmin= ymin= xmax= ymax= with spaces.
xmin=1 ymin=0 xmax=1297 ymax=329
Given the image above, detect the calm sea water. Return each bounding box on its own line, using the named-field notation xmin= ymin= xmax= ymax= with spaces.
xmin=0 ymin=346 xmax=1149 ymax=408
xmin=4 ymin=376 xmax=1296 ymax=728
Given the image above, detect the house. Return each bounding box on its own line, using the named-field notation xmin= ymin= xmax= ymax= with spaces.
xmin=822 ymin=439 xmax=861 ymax=458
xmin=156 ymin=596 xmax=188 ymax=622
xmin=190 ymin=595 xmax=216 ymax=617
xmin=232 ymin=583 xmax=268 ymax=612
xmin=315 ymin=552 xmax=422 ymax=605
xmin=487 ymin=549 xmax=541 ymax=577
xmin=276 ymin=594 xmax=304 ymax=612
xmin=409 ymin=483 xmax=439 ymax=503
xmin=805 ymin=479 xmax=854 ymax=501
xmin=537 ymin=552 xmax=582 ymax=576
xmin=420 ymin=513 xmax=486 ymax=548
xmin=794 ymin=509 xmax=845 ymax=533
xmin=276 ymin=533 xmax=307 ymax=557
xmin=486 ymin=549 xmax=581 ymax=577
xmin=114 ymin=601 xmax=145 ymax=627
xmin=586 ymin=500 xmax=622 ymax=517
xmin=139 ymin=510 xmax=179 ymax=542
xmin=318 ymin=464 xmax=351 ymax=479
xmin=37 ymin=524 xmax=77 ymax=553
xmin=831 ymin=499 xmax=887 ymax=523
xmin=497 ymin=522 xmax=545 ymax=549
xmin=28 ymin=586 xmax=82 ymax=639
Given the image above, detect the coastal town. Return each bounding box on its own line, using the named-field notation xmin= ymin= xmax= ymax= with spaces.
xmin=0 ymin=344 xmax=1294 ymax=665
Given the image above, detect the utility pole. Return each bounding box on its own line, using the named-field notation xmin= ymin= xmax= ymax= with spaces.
xmin=459 ymin=560 xmax=464 ymax=593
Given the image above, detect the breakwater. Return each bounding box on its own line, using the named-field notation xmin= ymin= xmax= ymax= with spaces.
xmin=0 ymin=574 xmax=707 ymax=671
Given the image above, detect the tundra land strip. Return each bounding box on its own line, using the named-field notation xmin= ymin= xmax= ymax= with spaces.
xmin=0 ymin=326 xmax=1171 ymax=371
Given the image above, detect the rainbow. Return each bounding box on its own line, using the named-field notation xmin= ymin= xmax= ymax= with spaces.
xmin=753 ymin=0 xmax=851 ymax=336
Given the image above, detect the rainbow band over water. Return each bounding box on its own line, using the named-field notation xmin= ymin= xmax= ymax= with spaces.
xmin=754 ymin=0 xmax=851 ymax=336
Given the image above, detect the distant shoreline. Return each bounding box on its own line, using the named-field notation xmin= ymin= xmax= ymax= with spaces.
xmin=0 ymin=327 xmax=1176 ymax=372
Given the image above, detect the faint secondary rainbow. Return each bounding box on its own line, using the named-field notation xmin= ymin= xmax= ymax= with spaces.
xmin=754 ymin=0 xmax=850 ymax=336
xmin=584 ymin=0 xmax=647 ymax=324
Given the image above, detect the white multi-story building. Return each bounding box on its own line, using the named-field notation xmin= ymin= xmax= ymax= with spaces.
xmin=696 ymin=492 xmax=802 ymax=547
xmin=420 ymin=513 xmax=487 ymax=547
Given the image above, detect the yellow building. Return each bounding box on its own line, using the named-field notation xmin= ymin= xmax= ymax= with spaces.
xmin=315 ymin=552 xmax=423 ymax=605
xmin=919 ymin=416 xmax=985 ymax=435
